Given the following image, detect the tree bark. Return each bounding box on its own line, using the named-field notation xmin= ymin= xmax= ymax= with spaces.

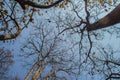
xmin=24 ymin=62 xmax=37 ymax=80
xmin=15 ymin=0 xmax=64 ymax=9
xmin=87 ymin=3 xmax=120 ymax=31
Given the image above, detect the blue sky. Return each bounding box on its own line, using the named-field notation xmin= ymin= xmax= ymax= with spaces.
xmin=1 ymin=0 xmax=120 ymax=80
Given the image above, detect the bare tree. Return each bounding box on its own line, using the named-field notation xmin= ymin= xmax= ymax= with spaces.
xmin=0 ymin=48 xmax=13 ymax=79
xmin=1 ymin=0 xmax=120 ymax=40
xmin=20 ymin=21 xmax=78 ymax=80
xmin=48 ymin=1 xmax=120 ymax=79
xmin=0 ymin=0 xmax=69 ymax=40
xmin=1 ymin=0 xmax=120 ymax=80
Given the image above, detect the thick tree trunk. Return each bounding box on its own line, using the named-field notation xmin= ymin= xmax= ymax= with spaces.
xmin=87 ymin=3 xmax=120 ymax=31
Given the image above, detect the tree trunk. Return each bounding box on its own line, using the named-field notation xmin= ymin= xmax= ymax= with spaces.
xmin=87 ymin=3 xmax=120 ymax=31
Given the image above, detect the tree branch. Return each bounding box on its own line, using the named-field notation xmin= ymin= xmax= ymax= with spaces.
xmin=0 ymin=16 xmax=22 ymax=40
xmin=15 ymin=0 xmax=64 ymax=9
xmin=87 ymin=3 xmax=120 ymax=31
